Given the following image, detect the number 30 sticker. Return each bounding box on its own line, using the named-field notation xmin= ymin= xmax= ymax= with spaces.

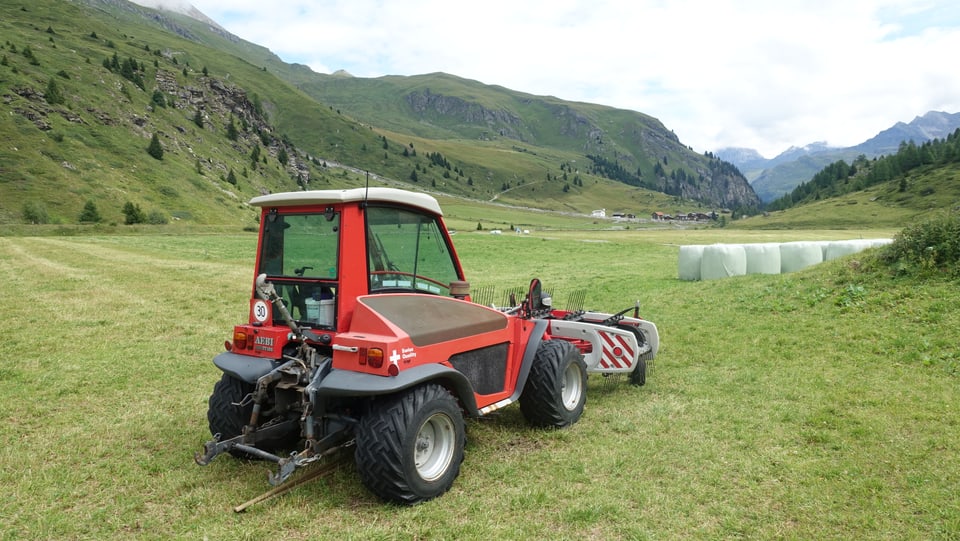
xmin=253 ymin=300 xmax=269 ymax=323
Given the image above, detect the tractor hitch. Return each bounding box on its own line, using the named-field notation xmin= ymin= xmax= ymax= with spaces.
xmin=194 ymin=434 xmax=285 ymax=466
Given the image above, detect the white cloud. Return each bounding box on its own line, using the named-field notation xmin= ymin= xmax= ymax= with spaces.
xmin=143 ymin=0 xmax=960 ymax=157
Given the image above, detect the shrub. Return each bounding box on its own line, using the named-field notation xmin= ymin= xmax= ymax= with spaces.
xmin=23 ymin=201 xmax=50 ymax=224
xmin=880 ymin=211 xmax=960 ymax=277
xmin=146 ymin=211 xmax=168 ymax=225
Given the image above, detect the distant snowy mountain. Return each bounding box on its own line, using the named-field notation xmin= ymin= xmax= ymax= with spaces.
xmin=720 ymin=111 xmax=960 ymax=203
xmin=716 ymin=142 xmax=836 ymax=182
xmin=851 ymin=111 xmax=960 ymax=155
xmin=714 ymin=147 xmax=767 ymax=179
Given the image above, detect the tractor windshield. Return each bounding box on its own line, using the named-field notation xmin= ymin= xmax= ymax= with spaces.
xmin=367 ymin=205 xmax=460 ymax=294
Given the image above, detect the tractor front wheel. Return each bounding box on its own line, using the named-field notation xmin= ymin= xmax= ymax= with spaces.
xmin=355 ymin=383 xmax=466 ymax=504
xmin=519 ymin=339 xmax=588 ymax=428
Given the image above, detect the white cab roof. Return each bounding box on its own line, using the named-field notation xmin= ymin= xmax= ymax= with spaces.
xmin=249 ymin=187 xmax=442 ymax=215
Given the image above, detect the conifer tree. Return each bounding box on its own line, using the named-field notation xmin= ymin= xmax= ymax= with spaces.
xmin=45 ymin=78 xmax=64 ymax=105
xmin=78 ymin=200 xmax=102 ymax=223
xmin=122 ymin=202 xmax=145 ymax=224
xmin=151 ymin=89 xmax=166 ymax=108
xmin=147 ymin=133 xmax=163 ymax=160
xmin=250 ymin=144 xmax=261 ymax=169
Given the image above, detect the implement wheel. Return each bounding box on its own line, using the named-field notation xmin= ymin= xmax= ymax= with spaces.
xmin=617 ymin=324 xmax=647 ymax=386
xmin=355 ymin=383 xmax=466 ymax=504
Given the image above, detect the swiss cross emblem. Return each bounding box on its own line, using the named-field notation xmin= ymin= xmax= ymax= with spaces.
xmin=389 ymin=349 xmax=401 ymax=364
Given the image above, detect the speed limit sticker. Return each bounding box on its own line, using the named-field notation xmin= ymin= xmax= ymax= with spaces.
xmin=252 ymin=300 xmax=269 ymax=323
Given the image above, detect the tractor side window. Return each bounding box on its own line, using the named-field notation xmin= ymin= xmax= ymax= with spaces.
xmin=367 ymin=206 xmax=460 ymax=294
xmin=259 ymin=212 xmax=339 ymax=279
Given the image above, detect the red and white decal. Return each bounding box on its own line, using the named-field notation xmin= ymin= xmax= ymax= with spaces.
xmin=598 ymin=330 xmax=634 ymax=369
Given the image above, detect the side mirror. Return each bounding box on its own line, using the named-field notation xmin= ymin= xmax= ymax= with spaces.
xmin=527 ymin=278 xmax=542 ymax=312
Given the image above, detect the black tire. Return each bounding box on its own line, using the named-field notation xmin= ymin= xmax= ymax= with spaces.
xmin=206 ymin=374 xmax=297 ymax=458
xmin=629 ymin=357 xmax=647 ymax=386
xmin=355 ymin=383 xmax=466 ymax=505
xmin=206 ymin=374 xmax=255 ymax=459
xmin=617 ymin=324 xmax=647 ymax=387
xmin=207 ymin=374 xmax=253 ymax=440
xmin=519 ymin=340 xmax=588 ymax=428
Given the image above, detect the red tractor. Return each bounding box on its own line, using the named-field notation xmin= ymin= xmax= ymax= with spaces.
xmin=195 ymin=187 xmax=659 ymax=504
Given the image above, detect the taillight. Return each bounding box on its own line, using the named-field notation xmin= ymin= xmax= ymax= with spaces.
xmin=233 ymin=330 xmax=248 ymax=350
xmin=366 ymin=348 xmax=384 ymax=368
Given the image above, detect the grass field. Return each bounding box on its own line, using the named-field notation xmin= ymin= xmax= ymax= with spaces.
xmin=1 ymin=228 xmax=957 ymax=540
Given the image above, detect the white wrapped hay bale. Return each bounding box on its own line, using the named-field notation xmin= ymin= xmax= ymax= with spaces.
xmin=824 ymin=239 xmax=876 ymax=261
xmin=743 ymin=243 xmax=782 ymax=275
xmin=700 ymin=244 xmax=747 ymax=280
xmin=780 ymin=241 xmax=824 ymax=273
xmin=870 ymin=238 xmax=893 ymax=248
xmin=678 ymin=245 xmax=705 ymax=281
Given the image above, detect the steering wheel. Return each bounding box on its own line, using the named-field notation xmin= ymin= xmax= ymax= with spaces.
xmin=369 ymin=270 xmax=450 ymax=291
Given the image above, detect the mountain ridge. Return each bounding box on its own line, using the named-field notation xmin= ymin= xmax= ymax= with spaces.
xmin=0 ymin=0 xmax=756 ymax=227
xmin=127 ymin=0 xmax=760 ymax=211
xmin=719 ymin=111 xmax=960 ymax=202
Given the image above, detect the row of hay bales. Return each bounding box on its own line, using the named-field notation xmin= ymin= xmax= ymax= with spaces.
xmin=679 ymin=239 xmax=892 ymax=280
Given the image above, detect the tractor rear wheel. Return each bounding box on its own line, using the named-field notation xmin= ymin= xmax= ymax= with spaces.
xmin=355 ymin=383 xmax=466 ymax=504
xmin=206 ymin=374 xmax=297 ymax=458
xmin=206 ymin=374 xmax=255 ymax=458
xmin=519 ymin=339 xmax=587 ymax=428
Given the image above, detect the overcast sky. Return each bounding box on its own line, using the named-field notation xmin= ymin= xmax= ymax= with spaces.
xmin=135 ymin=0 xmax=960 ymax=158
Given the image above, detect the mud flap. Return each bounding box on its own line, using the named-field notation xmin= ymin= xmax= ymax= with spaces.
xmin=212 ymin=351 xmax=283 ymax=384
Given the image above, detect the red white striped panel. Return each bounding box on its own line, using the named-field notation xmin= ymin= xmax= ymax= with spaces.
xmin=598 ymin=330 xmax=634 ymax=369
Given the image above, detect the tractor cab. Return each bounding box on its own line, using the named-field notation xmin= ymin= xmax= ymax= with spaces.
xmin=230 ymin=188 xmax=468 ymax=359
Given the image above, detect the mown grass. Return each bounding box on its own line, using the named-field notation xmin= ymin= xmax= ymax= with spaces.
xmin=1 ymin=230 xmax=957 ymax=540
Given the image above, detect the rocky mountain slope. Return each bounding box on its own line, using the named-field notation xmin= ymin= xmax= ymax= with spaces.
xmin=1 ymin=0 xmax=758 ymax=227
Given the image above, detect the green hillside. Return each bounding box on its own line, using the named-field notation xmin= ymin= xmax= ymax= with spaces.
xmin=4 ymin=0 xmax=956 ymax=231
xmin=296 ymin=71 xmax=759 ymax=210
xmin=1 ymin=0 xmax=395 ymax=226
xmin=735 ymin=161 xmax=960 ymax=230
xmin=0 ymin=0 xmax=762 ymax=228
xmin=738 ymin=134 xmax=960 ymax=229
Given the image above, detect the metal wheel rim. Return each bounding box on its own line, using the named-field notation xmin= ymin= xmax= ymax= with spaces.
xmin=561 ymin=362 xmax=583 ymax=411
xmin=414 ymin=412 xmax=455 ymax=481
